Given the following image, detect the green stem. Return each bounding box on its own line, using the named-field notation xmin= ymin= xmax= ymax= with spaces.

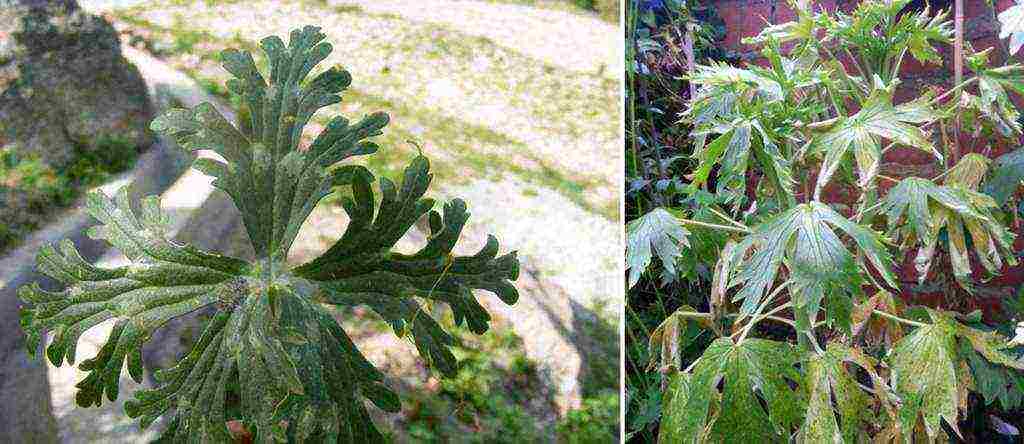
xmin=706 ymin=207 xmax=750 ymax=231
xmin=676 ymin=217 xmax=751 ymax=234
xmin=736 ymin=286 xmax=791 ymax=344
xmin=872 ymin=309 xmax=927 ymax=328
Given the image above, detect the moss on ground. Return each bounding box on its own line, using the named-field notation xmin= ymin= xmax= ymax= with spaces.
xmin=0 ymin=136 xmax=138 ymax=254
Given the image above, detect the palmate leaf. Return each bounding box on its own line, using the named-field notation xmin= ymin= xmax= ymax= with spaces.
xmin=887 ymin=309 xmax=962 ymax=441
xmin=888 ymin=309 xmax=1024 ymax=442
xmin=984 ymin=147 xmax=1024 ymax=205
xmin=828 ymin=0 xmax=950 ymax=70
xmin=879 ymin=175 xmax=1016 ymax=289
xmin=964 ymin=50 xmax=1024 ymax=138
xmin=626 ymin=208 xmax=690 ymax=288
xmin=798 ymin=343 xmax=886 ymax=444
xmin=743 ymin=0 xmax=818 ymax=49
xmin=812 ymin=93 xmax=940 ymax=198
xmin=690 ymin=118 xmax=796 ymax=208
xmin=18 ymin=26 xmax=519 ymax=442
xmin=657 ymin=337 xmax=804 ymax=443
xmin=18 ymin=188 xmax=249 ymax=407
xmin=723 ymin=202 xmax=896 ymax=319
xmin=688 ymin=62 xmax=786 ymax=103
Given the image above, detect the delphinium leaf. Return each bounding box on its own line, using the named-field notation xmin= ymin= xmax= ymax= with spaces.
xmin=886 ymin=309 xmax=962 ymax=441
xmin=18 ymin=25 xmax=519 ymax=442
xmin=887 ymin=309 xmax=1024 ymax=442
xmin=724 ymin=202 xmax=895 ymax=322
xmin=962 ymin=50 xmax=1024 ymax=139
xmin=811 ymin=92 xmax=940 ymax=198
xmin=879 ymin=175 xmax=1016 ymax=289
xmin=625 ymin=207 xmax=690 ymax=288
xmin=985 ymin=147 xmax=1024 ymax=206
xmin=798 ymin=343 xmax=887 ymax=443
xmin=828 ymin=0 xmax=950 ymax=71
xmin=954 ymin=318 xmax=1024 ymax=412
xmin=657 ymin=337 xmax=805 ymax=443
xmin=689 ymin=118 xmax=796 ymax=208
xmin=150 ymin=26 xmax=386 ymax=261
xmin=292 ymin=156 xmax=519 ymax=376
xmin=19 ymin=188 xmax=248 ymax=409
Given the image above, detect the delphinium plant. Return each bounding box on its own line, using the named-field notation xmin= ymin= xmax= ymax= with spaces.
xmin=17 ymin=26 xmax=520 ymax=442
xmin=627 ymin=0 xmax=1024 ymax=441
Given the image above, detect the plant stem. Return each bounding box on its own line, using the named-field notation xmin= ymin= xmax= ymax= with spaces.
xmin=676 ymin=217 xmax=751 ymax=234
xmin=872 ymin=309 xmax=927 ymax=328
xmin=952 ymin=0 xmax=965 ymax=164
xmin=929 ymin=76 xmax=977 ymax=107
xmin=706 ymin=206 xmax=750 ymax=231
xmin=736 ymin=286 xmax=791 ymax=344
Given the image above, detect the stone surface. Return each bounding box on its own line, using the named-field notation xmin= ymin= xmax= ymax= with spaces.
xmin=0 ymin=1 xmax=154 ymax=167
xmin=0 ymin=39 xmax=223 ymax=443
xmin=0 ymin=0 xmax=156 ymax=255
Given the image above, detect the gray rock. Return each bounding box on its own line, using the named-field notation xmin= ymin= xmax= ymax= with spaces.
xmin=0 ymin=1 xmax=154 ymax=168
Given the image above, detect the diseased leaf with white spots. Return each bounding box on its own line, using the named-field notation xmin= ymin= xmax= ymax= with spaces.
xmin=658 ymin=337 xmax=805 ymax=443
xmin=626 ymin=208 xmax=690 ymax=288
xmin=880 ymin=177 xmax=1016 ymax=289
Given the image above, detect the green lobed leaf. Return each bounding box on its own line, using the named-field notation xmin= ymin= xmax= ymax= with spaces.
xmin=150 ymin=26 xmax=386 ymax=259
xmin=726 ymin=202 xmax=895 ymax=317
xmin=798 ymin=343 xmax=884 ymax=443
xmin=812 ymin=93 xmax=940 ymax=197
xmin=984 ymin=147 xmax=1024 ymax=206
xmin=625 ymin=207 xmax=690 ymax=288
xmin=658 ymin=337 xmax=805 ymax=443
xmin=880 ymin=176 xmax=1016 ymax=289
xmin=18 ymin=187 xmax=247 ymax=407
xmin=293 ymin=155 xmax=519 ymax=376
xmin=965 ymin=51 xmax=1024 ymax=138
xmin=20 ymin=26 xmax=520 ymax=442
xmin=887 ymin=310 xmax=961 ymax=442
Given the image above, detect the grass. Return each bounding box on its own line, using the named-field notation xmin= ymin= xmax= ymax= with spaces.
xmin=326 ymin=299 xmax=620 ymax=442
xmin=0 ymin=136 xmax=138 ymax=254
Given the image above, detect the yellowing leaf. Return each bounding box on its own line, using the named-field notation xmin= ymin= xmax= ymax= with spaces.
xmin=812 ymin=95 xmax=940 ymax=197
xmin=945 ymin=153 xmax=990 ymax=191
xmin=647 ymin=306 xmax=711 ymax=372
xmin=799 ymin=343 xmax=885 ymax=444
xmin=658 ymin=338 xmax=804 ymax=443
xmin=887 ymin=311 xmax=962 ymax=441
xmin=881 ymin=177 xmax=1016 ymax=289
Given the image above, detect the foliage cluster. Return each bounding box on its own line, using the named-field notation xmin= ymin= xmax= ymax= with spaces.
xmin=16 ymin=26 xmax=520 ymax=442
xmin=628 ymin=0 xmax=1024 ymax=441
xmin=625 ymin=0 xmax=728 ymax=440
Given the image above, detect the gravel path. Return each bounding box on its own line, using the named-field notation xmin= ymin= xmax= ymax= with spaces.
xmin=106 ymin=0 xmax=621 ymax=211
xmin=328 ymin=0 xmax=620 ymax=77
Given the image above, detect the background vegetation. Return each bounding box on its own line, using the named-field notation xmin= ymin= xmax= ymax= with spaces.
xmin=626 ymin=0 xmax=1024 ymax=441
